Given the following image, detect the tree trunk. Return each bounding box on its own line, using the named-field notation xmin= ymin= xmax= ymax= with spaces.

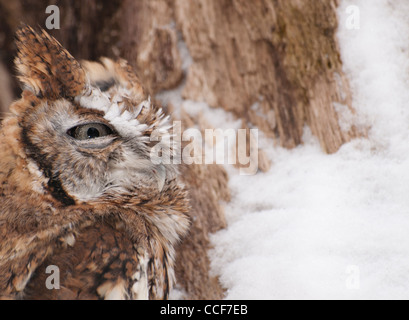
xmin=0 ymin=0 xmax=359 ymax=298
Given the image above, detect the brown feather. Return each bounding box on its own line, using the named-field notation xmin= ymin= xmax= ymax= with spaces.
xmin=15 ymin=26 xmax=86 ymax=99
xmin=0 ymin=27 xmax=190 ymax=300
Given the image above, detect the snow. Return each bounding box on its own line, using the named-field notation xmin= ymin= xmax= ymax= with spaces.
xmin=159 ymin=0 xmax=409 ymax=300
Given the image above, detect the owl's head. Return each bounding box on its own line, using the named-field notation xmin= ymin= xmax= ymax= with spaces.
xmin=10 ymin=26 xmax=178 ymax=206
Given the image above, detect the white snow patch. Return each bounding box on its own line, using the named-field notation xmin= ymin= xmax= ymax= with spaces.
xmin=209 ymin=0 xmax=409 ymax=300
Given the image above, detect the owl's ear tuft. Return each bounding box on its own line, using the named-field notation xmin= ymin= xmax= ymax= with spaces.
xmin=14 ymin=26 xmax=86 ymax=100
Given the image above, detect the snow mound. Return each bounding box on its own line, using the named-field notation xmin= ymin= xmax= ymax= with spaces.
xmin=209 ymin=0 xmax=409 ymax=300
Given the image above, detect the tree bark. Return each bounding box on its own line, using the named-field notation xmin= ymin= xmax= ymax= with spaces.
xmin=174 ymin=0 xmax=359 ymax=153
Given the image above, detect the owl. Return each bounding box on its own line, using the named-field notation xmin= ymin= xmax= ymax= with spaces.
xmin=0 ymin=26 xmax=190 ymax=300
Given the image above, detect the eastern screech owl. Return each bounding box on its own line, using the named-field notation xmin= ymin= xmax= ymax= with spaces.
xmin=0 ymin=26 xmax=190 ymax=300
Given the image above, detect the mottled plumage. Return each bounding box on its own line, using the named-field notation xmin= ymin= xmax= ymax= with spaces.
xmin=0 ymin=26 xmax=190 ymax=300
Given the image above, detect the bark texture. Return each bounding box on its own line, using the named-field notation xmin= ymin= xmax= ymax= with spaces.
xmin=174 ymin=0 xmax=359 ymax=153
xmin=0 ymin=0 xmax=358 ymax=299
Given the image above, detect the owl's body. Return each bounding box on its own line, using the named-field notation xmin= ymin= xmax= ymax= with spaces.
xmin=0 ymin=27 xmax=190 ymax=299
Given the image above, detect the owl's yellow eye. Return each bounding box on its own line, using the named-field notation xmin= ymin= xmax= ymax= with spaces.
xmin=67 ymin=123 xmax=113 ymax=140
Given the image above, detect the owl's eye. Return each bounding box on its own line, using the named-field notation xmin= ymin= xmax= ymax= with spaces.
xmin=67 ymin=123 xmax=114 ymax=140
